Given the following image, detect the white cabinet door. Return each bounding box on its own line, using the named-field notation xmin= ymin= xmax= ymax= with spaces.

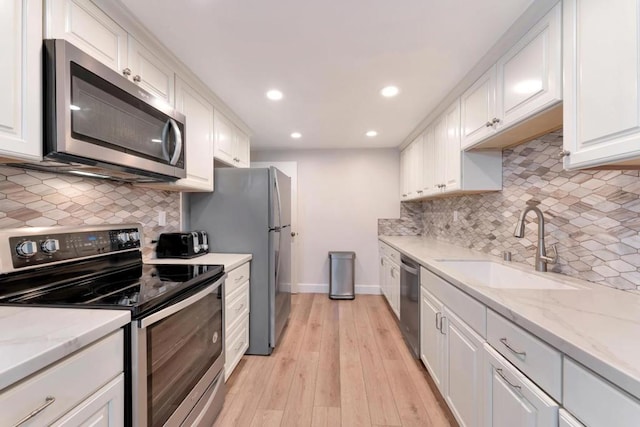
xmin=461 ymin=66 xmax=496 ymax=149
xmin=410 ymin=134 xmax=424 ymax=198
xmin=379 ymin=254 xmax=386 ymax=298
xmin=173 ymin=77 xmax=214 ymax=191
xmin=496 ymin=3 xmax=561 ymax=130
xmin=420 ymin=286 xmax=445 ymax=393
xmin=213 ymin=111 xmax=235 ymax=165
xmin=484 ymin=344 xmax=559 ymax=427
xmin=45 ymin=0 xmax=128 ymax=73
xmin=234 ymin=127 xmax=251 ymax=168
xmin=400 ymin=146 xmax=410 ymax=200
xmin=52 ymin=374 xmax=124 ymax=427
xmin=433 ymin=116 xmax=447 ymax=191
xmin=421 ymin=126 xmax=437 ymax=195
xmin=390 ymin=262 xmax=400 ymax=318
xmin=443 ymin=100 xmax=461 ymax=192
xmin=0 ymin=0 xmax=42 ymax=161
xmin=559 ymin=409 xmax=584 ymax=427
xmin=563 ymin=0 xmax=640 ymax=169
xmin=443 ymin=307 xmax=483 ymax=427
xmin=127 ymin=36 xmax=175 ymax=106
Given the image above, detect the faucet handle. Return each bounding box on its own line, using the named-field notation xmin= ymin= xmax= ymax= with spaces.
xmin=541 ymin=244 xmax=558 ymax=264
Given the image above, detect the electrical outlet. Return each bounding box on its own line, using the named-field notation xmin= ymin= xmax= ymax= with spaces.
xmin=158 ymin=211 xmax=167 ymax=226
xmin=453 ymin=210 xmax=459 ymax=222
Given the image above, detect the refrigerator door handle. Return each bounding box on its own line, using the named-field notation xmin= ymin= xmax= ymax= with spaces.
xmin=273 ymin=168 xmax=283 ymax=230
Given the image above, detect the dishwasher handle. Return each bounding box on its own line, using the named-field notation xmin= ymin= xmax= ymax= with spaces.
xmin=400 ymin=261 xmax=419 ymax=276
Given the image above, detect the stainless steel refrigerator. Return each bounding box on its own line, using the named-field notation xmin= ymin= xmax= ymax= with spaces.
xmin=189 ymin=167 xmax=292 ymax=355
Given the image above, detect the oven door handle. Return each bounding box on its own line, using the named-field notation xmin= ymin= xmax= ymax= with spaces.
xmin=139 ymin=274 xmax=226 ymax=328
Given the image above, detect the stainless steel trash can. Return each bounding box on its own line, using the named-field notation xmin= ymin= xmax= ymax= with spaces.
xmin=329 ymin=251 xmax=355 ymax=300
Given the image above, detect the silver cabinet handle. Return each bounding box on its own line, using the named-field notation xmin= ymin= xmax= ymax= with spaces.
xmin=380 ymin=258 xmax=384 ymax=266
xmin=559 ymin=150 xmax=571 ymax=158
xmin=439 ymin=316 xmax=446 ymax=334
xmin=235 ymin=303 xmax=244 ymax=312
xmin=122 ymin=68 xmax=131 ymax=77
xmin=500 ymin=338 xmax=526 ymax=357
xmin=13 ymin=396 xmax=56 ymax=427
xmin=496 ymin=368 xmax=522 ymax=391
xmin=133 ymin=75 xmax=141 ymax=82
xmin=235 ymin=275 xmax=245 ymax=283
xmin=402 ymin=194 xmax=407 ymax=197
xmin=390 ymin=268 xmax=396 ymax=278
xmin=435 ymin=312 xmax=441 ymax=330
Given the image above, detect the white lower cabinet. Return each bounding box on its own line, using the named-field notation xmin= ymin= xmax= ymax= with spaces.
xmin=224 ymin=261 xmax=251 ymax=381
xmin=0 ymin=330 xmax=124 ymax=426
xmin=563 ymin=357 xmax=640 ymax=427
xmin=484 ymin=344 xmax=559 ymax=427
xmin=419 ymin=283 xmax=483 ymax=427
xmin=51 ymin=374 xmax=124 ymax=427
xmin=559 ymin=409 xmax=584 ymax=427
xmin=379 ymin=243 xmax=400 ymax=318
xmin=443 ymin=307 xmax=484 ymax=427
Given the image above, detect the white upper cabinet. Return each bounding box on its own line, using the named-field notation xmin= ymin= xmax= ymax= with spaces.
xmin=496 ymin=3 xmax=561 ymax=130
xmin=0 ymin=0 xmax=42 ymax=161
xmin=461 ymin=66 xmax=497 ymax=149
xmin=421 ymin=126 xmax=437 ymax=196
xmin=563 ymin=0 xmax=640 ymax=169
xmin=213 ymin=110 xmax=236 ymax=165
xmin=127 ymin=36 xmax=175 ymax=106
xmin=443 ymin=100 xmax=461 ymax=191
xmin=461 ymin=3 xmax=562 ymax=151
xmin=400 ymin=135 xmax=423 ymax=200
xmin=46 ymin=0 xmax=128 ymax=73
xmin=234 ymin=128 xmax=251 ymax=168
xmin=142 ymin=77 xmax=214 ymax=192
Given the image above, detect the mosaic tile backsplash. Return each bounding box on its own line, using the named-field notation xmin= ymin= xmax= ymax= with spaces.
xmin=0 ymin=166 xmax=180 ymax=257
xmin=379 ymin=130 xmax=640 ymax=292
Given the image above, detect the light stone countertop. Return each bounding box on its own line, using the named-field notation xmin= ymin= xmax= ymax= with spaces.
xmin=144 ymin=253 xmax=252 ymax=271
xmin=0 ymin=307 xmax=130 ymax=391
xmin=379 ymin=235 xmax=640 ymax=400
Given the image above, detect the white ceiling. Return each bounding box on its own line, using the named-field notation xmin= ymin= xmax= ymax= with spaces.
xmin=121 ymin=0 xmax=534 ymax=150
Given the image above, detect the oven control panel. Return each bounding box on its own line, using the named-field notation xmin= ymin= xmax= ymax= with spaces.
xmin=9 ymin=227 xmax=142 ymax=269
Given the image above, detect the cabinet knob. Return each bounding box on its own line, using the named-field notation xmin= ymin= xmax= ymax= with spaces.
xmin=485 ymin=121 xmax=493 ymax=127
xmin=559 ymin=150 xmax=571 ymax=158
xmin=133 ymin=75 xmax=141 ymax=83
xmin=402 ymin=194 xmax=407 ymax=197
xmin=122 ymin=68 xmax=132 ymax=77
xmin=417 ymin=190 xmax=423 ymax=194
xmin=492 ymin=117 xmax=501 ymax=124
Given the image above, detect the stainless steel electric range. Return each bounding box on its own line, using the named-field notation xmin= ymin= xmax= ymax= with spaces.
xmin=0 ymin=224 xmax=226 ymax=427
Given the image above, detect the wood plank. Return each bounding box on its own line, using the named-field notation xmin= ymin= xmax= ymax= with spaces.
xmin=300 ymin=294 xmax=326 ymax=352
xmin=367 ymin=302 xmax=403 ymax=361
xmin=311 ymin=406 xmax=341 ymax=427
xmin=382 ymin=356 xmax=434 ymax=427
xmin=250 ymin=409 xmax=283 ymax=427
xmin=353 ymin=297 xmax=402 ymax=426
xmin=281 ymin=351 xmax=320 ymax=427
xmin=314 ymin=296 xmax=341 ymax=407
xmin=339 ymin=301 xmax=372 ymax=426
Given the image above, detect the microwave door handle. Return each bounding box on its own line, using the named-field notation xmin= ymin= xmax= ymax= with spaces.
xmin=161 ymin=118 xmax=183 ymax=166
xmin=168 ymin=118 xmax=183 ymax=165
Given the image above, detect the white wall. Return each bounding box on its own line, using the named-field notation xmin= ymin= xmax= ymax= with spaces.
xmin=252 ymin=148 xmax=400 ymax=293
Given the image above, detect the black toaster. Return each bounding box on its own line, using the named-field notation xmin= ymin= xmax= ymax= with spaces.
xmin=155 ymin=231 xmax=209 ymax=259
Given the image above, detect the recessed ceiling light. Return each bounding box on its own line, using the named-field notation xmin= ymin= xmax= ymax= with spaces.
xmin=266 ymin=89 xmax=283 ymax=101
xmin=366 ymin=130 xmax=378 ymax=137
xmin=290 ymin=132 xmax=302 ymax=139
xmin=381 ymin=86 xmax=399 ymax=98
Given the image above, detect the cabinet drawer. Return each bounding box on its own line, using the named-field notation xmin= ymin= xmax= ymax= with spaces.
xmin=387 ymin=247 xmax=401 ymax=265
xmin=0 ymin=330 xmax=123 ymax=426
xmin=226 ymin=262 xmax=250 ymax=296
xmin=225 ymin=280 xmax=249 ymax=331
xmin=421 ymin=267 xmax=486 ymax=337
xmin=564 ymin=358 xmax=640 ymax=427
xmin=225 ymin=316 xmax=249 ymax=381
xmin=487 ymin=310 xmax=561 ymax=401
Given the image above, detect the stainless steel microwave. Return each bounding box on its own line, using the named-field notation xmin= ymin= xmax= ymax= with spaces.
xmin=39 ymin=39 xmax=186 ymax=182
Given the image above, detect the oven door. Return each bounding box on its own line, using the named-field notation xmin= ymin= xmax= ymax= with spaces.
xmin=132 ymin=276 xmax=225 ymax=427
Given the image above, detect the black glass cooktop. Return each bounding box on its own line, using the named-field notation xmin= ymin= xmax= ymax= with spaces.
xmin=0 ymin=252 xmax=224 ymax=318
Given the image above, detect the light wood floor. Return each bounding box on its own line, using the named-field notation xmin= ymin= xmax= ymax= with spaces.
xmin=214 ymin=293 xmax=457 ymax=427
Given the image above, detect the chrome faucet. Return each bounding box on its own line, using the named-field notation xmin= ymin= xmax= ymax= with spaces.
xmin=513 ymin=200 xmax=558 ymax=272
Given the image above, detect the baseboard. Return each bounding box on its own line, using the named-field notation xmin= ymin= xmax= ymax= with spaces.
xmin=295 ymin=283 xmax=381 ymax=295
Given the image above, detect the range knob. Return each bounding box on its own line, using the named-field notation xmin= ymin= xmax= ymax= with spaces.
xmin=117 ymin=232 xmax=130 ymax=243
xmin=41 ymin=239 xmax=60 ymax=254
xmin=129 ymin=231 xmax=140 ymax=242
xmin=16 ymin=241 xmax=38 ymax=258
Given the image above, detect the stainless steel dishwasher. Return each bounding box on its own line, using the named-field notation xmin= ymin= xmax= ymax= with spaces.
xmin=400 ymin=255 xmax=420 ymax=358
